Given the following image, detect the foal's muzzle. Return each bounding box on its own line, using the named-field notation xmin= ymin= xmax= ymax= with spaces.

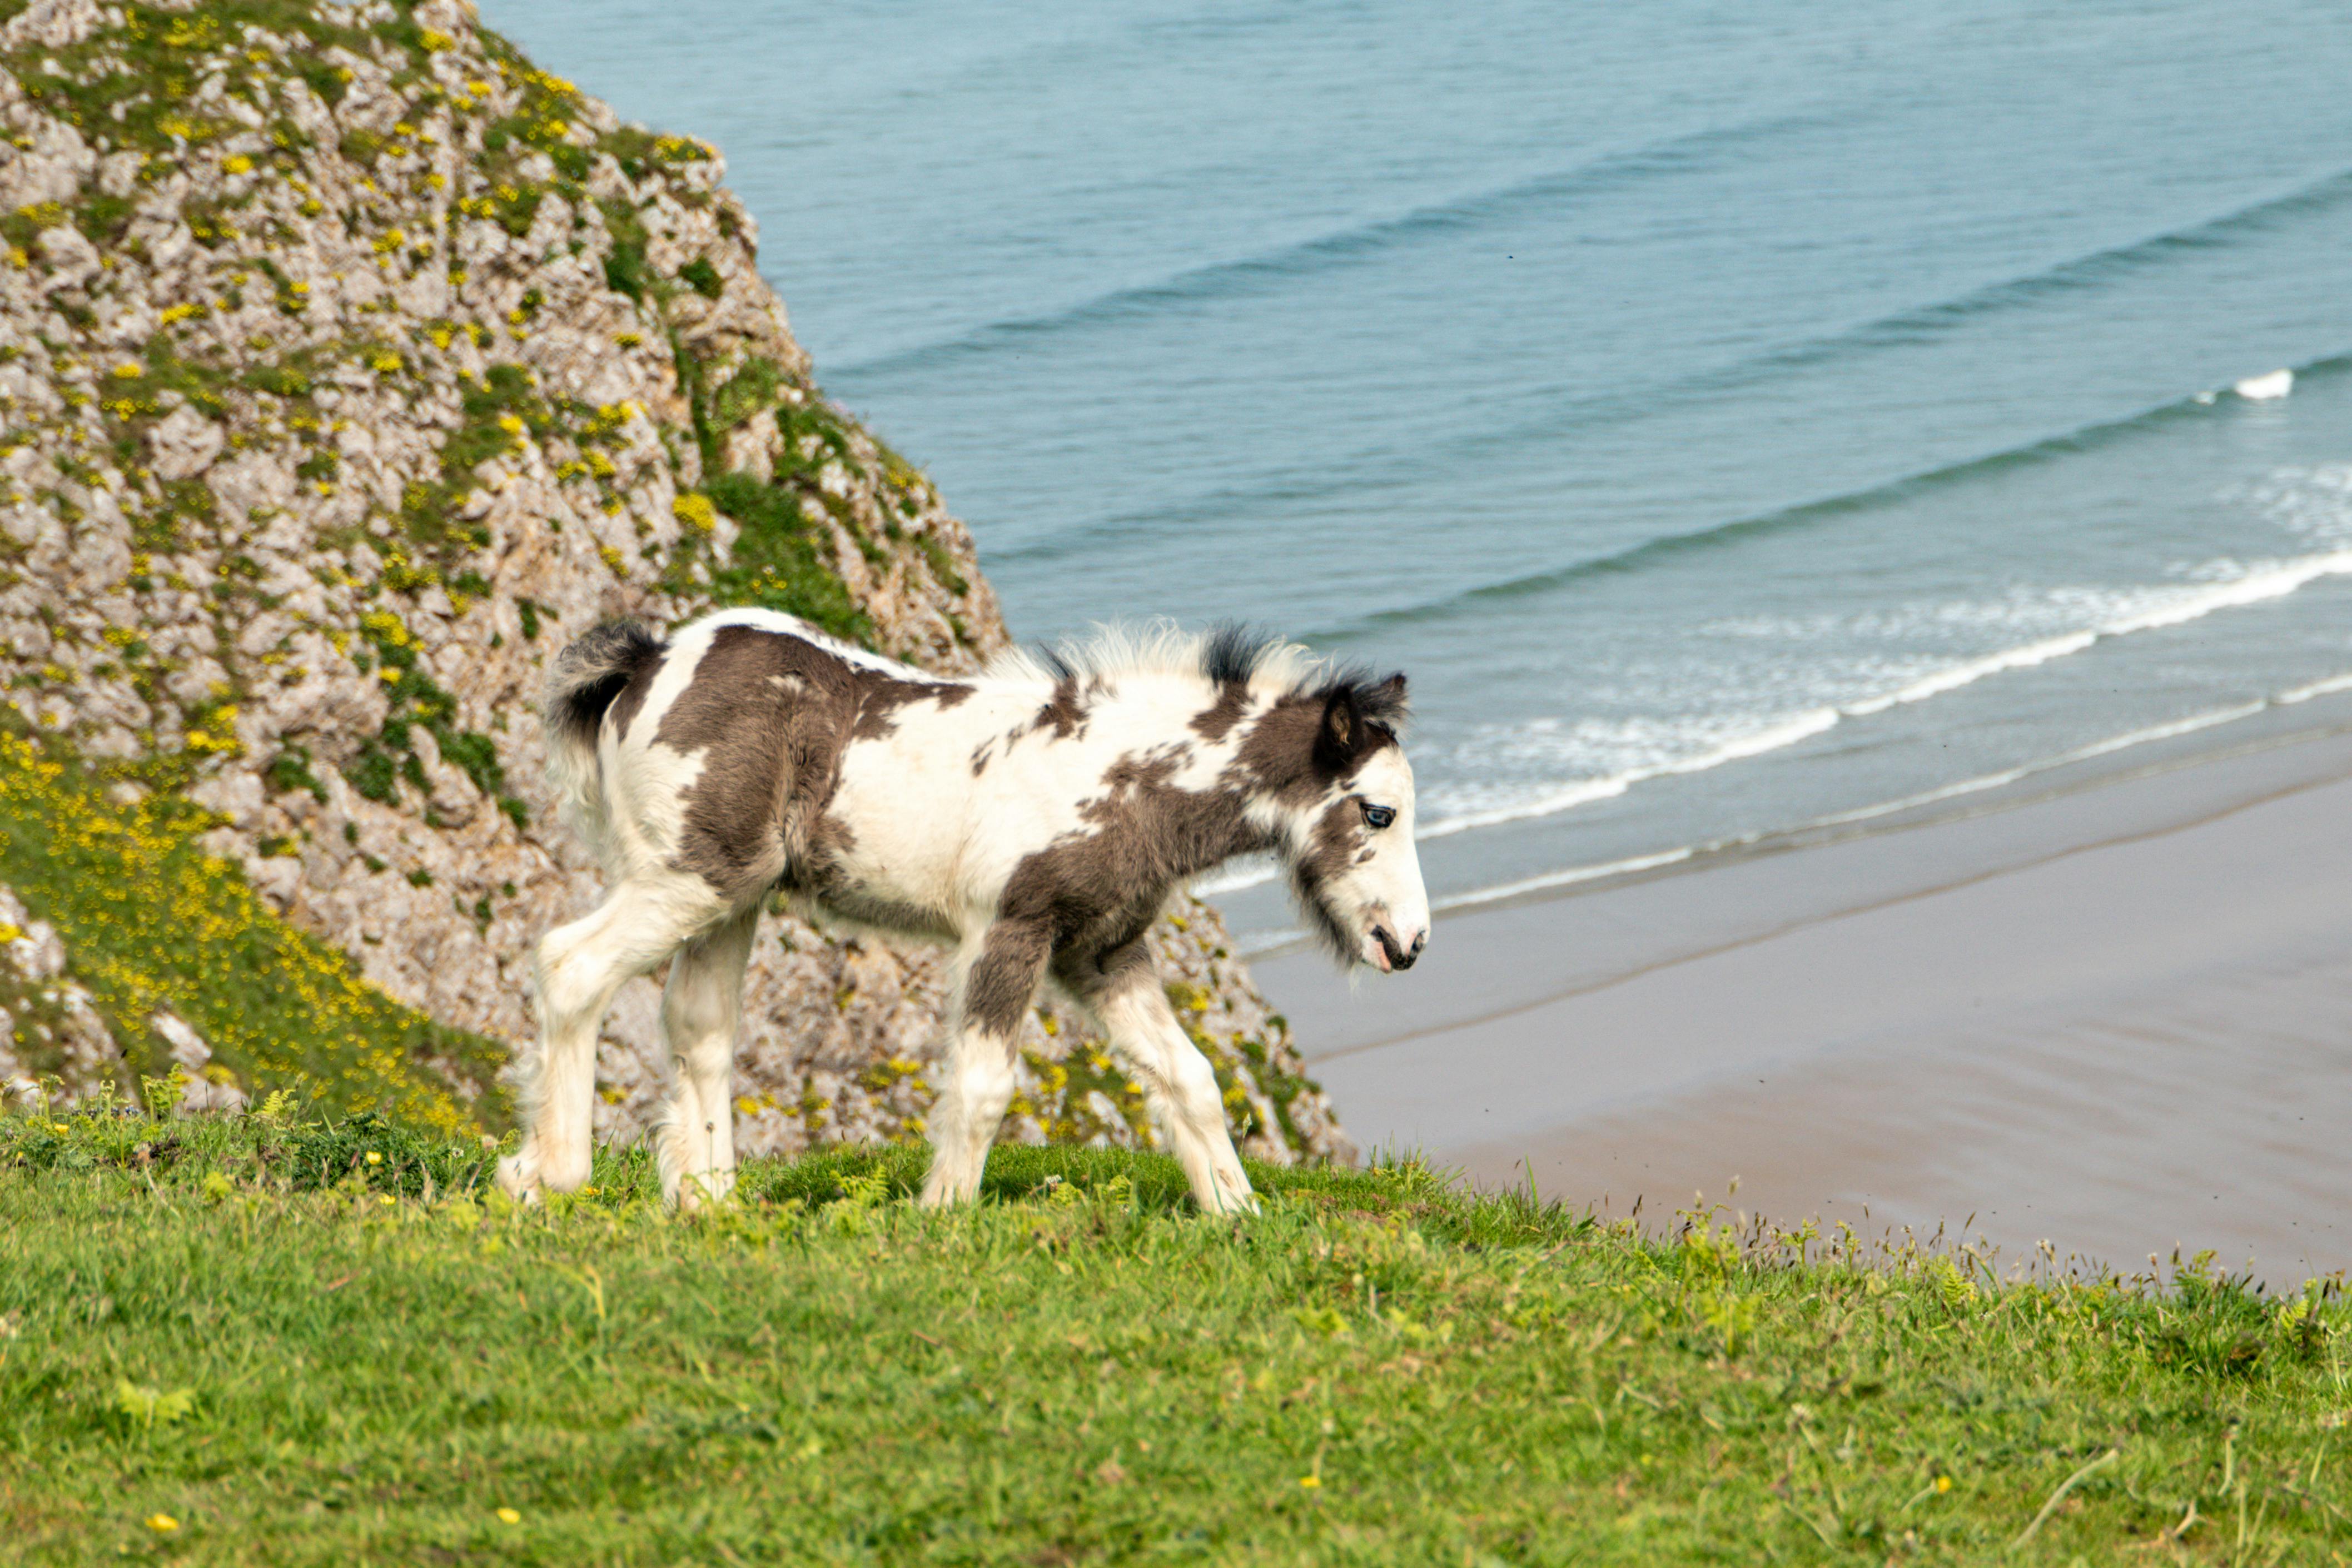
xmin=1371 ymin=924 xmax=1426 ymax=972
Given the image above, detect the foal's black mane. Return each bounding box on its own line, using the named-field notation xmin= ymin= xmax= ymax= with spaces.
xmin=1018 ymin=622 xmax=1409 ymax=733
xmin=1200 ymin=621 xmax=1410 ymax=728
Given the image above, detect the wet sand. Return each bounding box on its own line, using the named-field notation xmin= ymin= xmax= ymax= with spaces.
xmin=1250 ymin=704 xmax=2352 ymax=1285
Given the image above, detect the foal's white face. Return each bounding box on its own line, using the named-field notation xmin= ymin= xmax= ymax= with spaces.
xmin=1320 ymin=743 xmax=1431 ymax=972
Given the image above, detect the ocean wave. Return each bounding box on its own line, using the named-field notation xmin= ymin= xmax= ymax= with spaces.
xmin=1430 ymin=848 xmax=1698 ymax=913
xmin=1322 ymin=355 xmax=2352 ymax=640
xmin=829 ymin=112 xmax=1828 ymax=382
xmin=1798 ymin=167 xmax=2352 ymax=354
xmin=1798 ymin=701 xmax=2272 ymax=833
xmin=2279 ymin=670 xmax=2352 ymax=705
xmin=2233 ymin=462 xmax=2352 ymax=546
xmin=993 ymin=168 xmax=2352 ymax=584
xmin=1839 ymin=634 xmax=2097 ymax=716
xmin=1398 ymin=164 xmax=2352 ymax=507
xmin=1211 ymin=668 xmax=2352 ymax=937
xmin=1411 ymin=678 xmax=2352 ymax=928
xmin=2236 ymin=368 xmax=2295 ymax=401
xmin=1408 ymin=549 xmax=2352 ymax=840
xmin=1418 ymin=707 xmax=1840 ymax=839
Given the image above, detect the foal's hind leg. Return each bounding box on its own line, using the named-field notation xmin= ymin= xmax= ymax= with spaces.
xmin=500 ymin=875 xmax=727 ymax=1201
xmin=653 ymin=903 xmax=758 ymax=1211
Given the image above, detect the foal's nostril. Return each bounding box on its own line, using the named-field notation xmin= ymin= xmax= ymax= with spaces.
xmin=1410 ymin=930 xmax=1427 ymax=956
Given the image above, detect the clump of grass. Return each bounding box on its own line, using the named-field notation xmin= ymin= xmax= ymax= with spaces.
xmin=0 ymin=1110 xmax=2344 ymax=1564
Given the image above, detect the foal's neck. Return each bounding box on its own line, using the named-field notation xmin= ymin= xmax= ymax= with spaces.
xmin=1082 ymin=674 xmax=1275 ymax=887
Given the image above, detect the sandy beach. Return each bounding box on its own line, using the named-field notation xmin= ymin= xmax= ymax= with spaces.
xmin=1251 ymin=695 xmax=2352 ymax=1287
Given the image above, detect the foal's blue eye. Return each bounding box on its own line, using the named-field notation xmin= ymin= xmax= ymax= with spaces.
xmin=1361 ymin=803 xmax=1396 ymax=830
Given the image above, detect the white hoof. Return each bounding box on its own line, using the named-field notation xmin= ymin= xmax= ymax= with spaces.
xmin=495 ymin=1152 xmax=543 ymax=1205
xmin=1206 ymin=1165 xmax=1259 ymax=1216
xmin=674 ymin=1169 xmax=735 ymax=1213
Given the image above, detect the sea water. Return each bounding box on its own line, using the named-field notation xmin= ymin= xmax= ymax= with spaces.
xmin=489 ymin=0 xmax=2352 ymax=947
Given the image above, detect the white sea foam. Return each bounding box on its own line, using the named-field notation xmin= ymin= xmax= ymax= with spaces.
xmin=1430 ymin=848 xmax=1696 ymax=912
xmin=2236 ymin=367 xmax=2294 ymax=401
xmin=1840 ymin=633 xmax=2097 ymax=715
xmin=2235 ymin=464 xmax=2352 ymax=546
xmin=2102 ymin=549 xmax=2352 ymax=631
xmin=1405 ymin=688 xmax=2328 ymax=927
xmin=2057 ymin=700 xmax=2270 ymax=761
xmin=1410 ymin=547 xmax=2352 ymax=847
xmin=2279 ymin=670 xmax=2352 ymax=705
xmin=1415 ymin=776 xmax=1633 ymax=840
xmin=1416 ymin=706 xmax=1839 ymax=840
xmin=1191 ymin=853 xmax=1278 ymax=895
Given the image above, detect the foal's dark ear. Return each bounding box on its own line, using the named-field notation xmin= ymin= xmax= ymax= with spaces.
xmin=1314 ymin=684 xmax=1364 ymax=775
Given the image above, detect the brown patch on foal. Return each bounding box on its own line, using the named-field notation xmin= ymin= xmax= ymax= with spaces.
xmin=654 ymin=624 xmax=969 ymax=894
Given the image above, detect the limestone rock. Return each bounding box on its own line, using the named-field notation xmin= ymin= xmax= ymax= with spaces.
xmin=0 ymin=885 xmax=127 ymax=1108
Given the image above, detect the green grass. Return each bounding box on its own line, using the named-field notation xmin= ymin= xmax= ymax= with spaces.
xmin=2 ymin=1112 xmax=2346 ymax=1565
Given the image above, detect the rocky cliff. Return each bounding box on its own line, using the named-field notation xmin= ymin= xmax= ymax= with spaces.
xmin=0 ymin=0 xmax=1354 ymax=1164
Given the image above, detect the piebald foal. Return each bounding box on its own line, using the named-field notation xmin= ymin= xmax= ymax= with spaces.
xmin=499 ymin=608 xmax=1429 ymax=1213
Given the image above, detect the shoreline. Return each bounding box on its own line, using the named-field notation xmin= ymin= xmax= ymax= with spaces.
xmin=1249 ymin=690 xmax=2352 ymax=1285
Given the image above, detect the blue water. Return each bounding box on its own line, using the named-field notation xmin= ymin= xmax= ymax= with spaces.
xmin=491 ymin=0 xmax=2352 ymax=945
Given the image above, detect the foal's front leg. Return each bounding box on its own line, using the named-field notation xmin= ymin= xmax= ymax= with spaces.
xmin=1067 ymin=942 xmax=1256 ymax=1215
xmin=919 ymin=920 xmax=1051 ymax=1207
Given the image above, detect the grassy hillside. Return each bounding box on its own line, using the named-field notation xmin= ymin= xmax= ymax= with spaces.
xmin=1 ymin=1109 xmax=2345 ymax=1564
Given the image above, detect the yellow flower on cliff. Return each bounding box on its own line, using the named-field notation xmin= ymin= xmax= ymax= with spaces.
xmin=222 ymin=153 xmax=252 ymax=175
xmin=672 ymin=492 xmax=716 ymax=532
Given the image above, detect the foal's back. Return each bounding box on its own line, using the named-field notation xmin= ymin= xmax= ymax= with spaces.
xmin=591 ymin=608 xmax=981 ymax=904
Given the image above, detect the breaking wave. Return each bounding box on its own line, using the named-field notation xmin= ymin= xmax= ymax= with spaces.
xmin=1413 ymin=546 xmax=2352 ymax=840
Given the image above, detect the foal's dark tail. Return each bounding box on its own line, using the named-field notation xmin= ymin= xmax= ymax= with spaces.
xmin=541 ymin=619 xmax=665 ymax=869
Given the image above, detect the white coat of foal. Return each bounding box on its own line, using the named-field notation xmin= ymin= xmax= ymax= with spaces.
xmin=499 ymin=608 xmax=1428 ymax=1214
